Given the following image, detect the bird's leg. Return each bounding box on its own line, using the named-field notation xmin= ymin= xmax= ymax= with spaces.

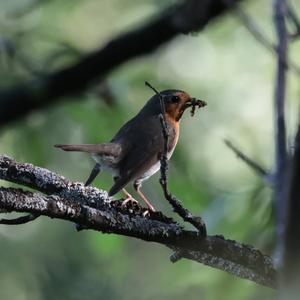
xmin=133 ymin=181 xmax=156 ymax=212
xmin=85 ymin=163 xmax=101 ymax=186
xmin=112 ymin=176 xmax=139 ymax=207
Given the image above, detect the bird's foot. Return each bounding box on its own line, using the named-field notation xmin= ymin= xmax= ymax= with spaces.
xmin=121 ymin=197 xmax=139 ymax=208
xmin=142 ymin=204 xmax=156 ymax=217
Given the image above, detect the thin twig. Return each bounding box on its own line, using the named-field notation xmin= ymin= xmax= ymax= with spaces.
xmin=223 ymin=0 xmax=300 ymax=75
xmin=0 ymin=213 xmax=39 ymax=225
xmin=145 ymin=81 xmax=207 ymax=236
xmin=286 ymin=0 xmax=300 ymax=39
xmin=223 ymin=0 xmax=274 ymax=51
xmin=224 ymin=139 xmax=271 ymax=183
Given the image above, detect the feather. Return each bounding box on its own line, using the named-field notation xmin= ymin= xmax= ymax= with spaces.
xmin=54 ymin=143 xmax=122 ymax=157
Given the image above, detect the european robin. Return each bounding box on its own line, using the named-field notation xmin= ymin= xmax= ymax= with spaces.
xmin=55 ymin=86 xmax=206 ymax=212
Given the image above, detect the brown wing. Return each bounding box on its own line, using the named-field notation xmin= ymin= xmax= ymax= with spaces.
xmin=54 ymin=143 xmax=122 ymax=157
xmin=109 ymin=114 xmax=178 ymax=196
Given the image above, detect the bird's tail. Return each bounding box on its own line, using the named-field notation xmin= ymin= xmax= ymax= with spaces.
xmin=54 ymin=143 xmax=121 ymax=157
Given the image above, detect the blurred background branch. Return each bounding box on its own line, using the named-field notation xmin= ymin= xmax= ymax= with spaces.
xmin=224 ymin=0 xmax=300 ymax=74
xmin=224 ymin=139 xmax=271 ymax=182
xmin=0 ymin=0 xmax=243 ymax=126
xmin=281 ymin=123 xmax=300 ymax=299
xmin=273 ymin=0 xmax=288 ymax=268
xmin=287 ymin=0 xmax=300 ymax=39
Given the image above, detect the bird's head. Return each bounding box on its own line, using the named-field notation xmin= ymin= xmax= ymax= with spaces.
xmin=160 ymin=90 xmax=207 ymax=122
xmin=141 ymin=83 xmax=206 ymax=121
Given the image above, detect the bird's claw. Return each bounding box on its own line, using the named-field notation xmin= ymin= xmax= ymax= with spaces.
xmin=121 ymin=197 xmax=139 ymax=207
xmin=142 ymin=205 xmax=157 ymax=217
xmin=142 ymin=210 xmax=150 ymax=217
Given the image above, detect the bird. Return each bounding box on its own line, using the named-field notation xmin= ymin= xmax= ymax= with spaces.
xmin=55 ymin=85 xmax=206 ymax=212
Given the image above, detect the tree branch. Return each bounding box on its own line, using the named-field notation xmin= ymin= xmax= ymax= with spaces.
xmin=286 ymin=0 xmax=300 ymax=39
xmin=0 ymin=213 xmax=39 ymax=225
xmin=224 ymin=139 xmax=271 ymax=183
xmin=280 ymin=123 xmax=300 ymax=299
xmin=273 ymin=0 xmax=288 ymax=262
xmin=0 ymin=155 xmax=276 ymax=288
xmin=0 ymin=0 xmax=243 ymax=126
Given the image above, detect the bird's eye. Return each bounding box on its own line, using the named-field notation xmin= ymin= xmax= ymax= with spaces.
xmin=170 ymin=95 xmax=180 ymax=103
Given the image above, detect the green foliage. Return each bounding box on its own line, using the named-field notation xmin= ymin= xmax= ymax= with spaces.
xmin=2 ymin=0 xmax=300 ymax=299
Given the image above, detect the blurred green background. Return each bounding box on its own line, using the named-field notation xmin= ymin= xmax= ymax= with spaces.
xmin=1 ymin=0 xmax=300 ymax=299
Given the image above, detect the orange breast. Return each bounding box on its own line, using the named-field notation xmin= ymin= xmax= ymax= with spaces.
xmin=166 ymin=115 xmax=180 ymax=157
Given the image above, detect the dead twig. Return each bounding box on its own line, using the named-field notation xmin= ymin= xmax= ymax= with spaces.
xmin=0 ymin=213 xmax=39 ymax=225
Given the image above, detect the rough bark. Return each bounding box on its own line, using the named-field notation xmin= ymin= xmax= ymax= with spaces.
xmin=0 ymin=155 xmax=276 ymax=288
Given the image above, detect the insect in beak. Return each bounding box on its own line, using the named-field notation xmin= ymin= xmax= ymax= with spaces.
xmin=184 ymin=98 xmax=207 ymax=116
